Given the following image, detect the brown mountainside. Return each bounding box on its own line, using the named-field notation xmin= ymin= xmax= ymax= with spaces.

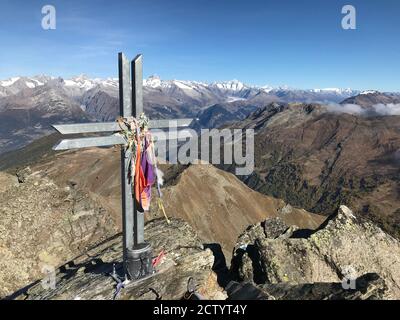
xmin=225 ymin=103 xmax=400 ymax=237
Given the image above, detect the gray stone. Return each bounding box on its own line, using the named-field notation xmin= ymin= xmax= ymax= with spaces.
xmin=262 ymin=217 xmax=290 ymax=239
xmin=227 ymin=273 xmax=388 ymax=300
xmin=0 ymin=170 xmax=118 ymax=298
xmin=10 ymin=219 xmax=227 ymax=300
xmin=232 ymin=205 xmax=400 ymax=299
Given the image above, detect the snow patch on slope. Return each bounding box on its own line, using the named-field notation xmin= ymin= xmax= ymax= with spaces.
xmin=0 ymin=77 xmax=21 ymax=87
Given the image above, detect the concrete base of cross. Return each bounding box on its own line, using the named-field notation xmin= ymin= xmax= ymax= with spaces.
xmin=126 ymin=242 xmax=154 ymax=280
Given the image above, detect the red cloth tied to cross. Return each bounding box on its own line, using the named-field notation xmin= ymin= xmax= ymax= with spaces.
xmin=134 ymin=134 xmax=156 ymax=211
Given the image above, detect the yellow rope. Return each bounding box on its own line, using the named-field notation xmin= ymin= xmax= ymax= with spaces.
xmin=158 ymin=198 xmax=170 ymax=224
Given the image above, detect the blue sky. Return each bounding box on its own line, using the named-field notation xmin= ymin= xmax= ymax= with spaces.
xmin=0 ymin=0 xmax=399 ymax=91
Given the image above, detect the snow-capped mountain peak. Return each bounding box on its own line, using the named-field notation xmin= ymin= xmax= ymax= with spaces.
xmin=0 ymin=76 xmax=54 ymax=95
xmin=172 ymin=80 xmax=196 ymax=90
xmin=0 ymin=77 xmax=21 ymax=87
xmin=0 ymin=74 xmax=365 ymax=103
xmin=261 ymin=84 xmax=274 ymax=93
xmin=0 ymin=74 xmax=362 ymax=96
xmin=62 ymin=75 xmax=119 ymax=91
xmin=144 ymin=75 xmax=163 ymax=88
xmin=64 ymin=75 xmax=96 ymax=90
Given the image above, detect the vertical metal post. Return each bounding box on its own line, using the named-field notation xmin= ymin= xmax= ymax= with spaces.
xmin=118 ymin=52 xmax=134 ymax=275
xmin=118 ymin=53 xmax=153 ymax=280
xmin=132 ymin=54 xmax=145 ymax=245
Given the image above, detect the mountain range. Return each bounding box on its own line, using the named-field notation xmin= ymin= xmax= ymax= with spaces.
xmin=0 ymin=74 xmax=360 ymax=101
xmin=0 ymin=74 xmax=366 ymax=154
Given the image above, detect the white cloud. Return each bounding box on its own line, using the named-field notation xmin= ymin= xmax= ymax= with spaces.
xmin=326 ymin=103 xmax=400 ymax=116
xmin=371 ymin=103 xmax=400 ymax=116
xmin=326 ymin=103 xmax=364 ymax=115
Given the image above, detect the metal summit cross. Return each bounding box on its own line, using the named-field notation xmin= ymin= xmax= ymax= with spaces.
xmin=52 ymin=53 xmax=193 ymax=281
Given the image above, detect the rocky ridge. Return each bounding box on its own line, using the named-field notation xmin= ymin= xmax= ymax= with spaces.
xmin=231 ymin=206 xmax=400 ymax=299
xmin=9 ymin=206 xmax=396 ymax=300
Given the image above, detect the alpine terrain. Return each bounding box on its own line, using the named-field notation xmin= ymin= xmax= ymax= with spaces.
xmin=0 ymin=75 xmax=360 ymax=154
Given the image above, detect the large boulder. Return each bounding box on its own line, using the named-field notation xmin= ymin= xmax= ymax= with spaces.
xmin=231 ymin=205 xmax=400 ymax=299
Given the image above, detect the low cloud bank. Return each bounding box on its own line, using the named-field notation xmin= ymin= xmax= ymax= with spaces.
xmin=372 ymin=103 xmax=400 ymax=116
xmin=326 ymin=103 xmax=400 ymax=116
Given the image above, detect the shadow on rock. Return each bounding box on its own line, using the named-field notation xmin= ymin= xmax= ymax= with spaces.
xmin=203 ymin=243 xmax=231 ymax=288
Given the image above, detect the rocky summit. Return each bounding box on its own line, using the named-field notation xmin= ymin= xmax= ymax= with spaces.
xmin=8 ymin=205 xmax=398 ymax=300
xmin=231 ymin=205 xmax=400 ymax=299
xmin=11 ymin=219 xmax=227 ymax=300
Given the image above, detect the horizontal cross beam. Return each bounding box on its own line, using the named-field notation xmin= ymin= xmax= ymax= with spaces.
xmin=53 ymin=134 xmax=125 ymax=150
xmin=52 ymin=118 xmax=193 ymax=135
xmin=53 ymin=129 xmax=194 ymax=150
